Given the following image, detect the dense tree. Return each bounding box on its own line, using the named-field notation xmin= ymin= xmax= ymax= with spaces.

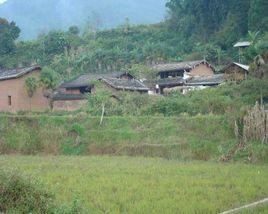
xmin=0 ymin=0 xmax=267 ymax=77
xmin=165 ymin=0 xmax=268 ymax=50
xmin=40 ymin=67 xmax=60 ymax=89
xmin=166 ymin=0 xmax=230 ymax=41
xmin=68 ymin=26 xmax=80 ymax=36
xmin=248 ymin=0 xmax=268 ymax=32
xmin=43 ymin=31 xmax=69 ymax=56
xmin=0 ymin=18 xmax=20 ymax=55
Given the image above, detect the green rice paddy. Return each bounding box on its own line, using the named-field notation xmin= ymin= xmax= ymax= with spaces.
xmin=1 ymin=155 xmax=267 ymax=213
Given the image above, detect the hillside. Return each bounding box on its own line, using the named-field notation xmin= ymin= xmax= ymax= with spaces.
xmin=0 ymin=0 xmax=167 ymax=39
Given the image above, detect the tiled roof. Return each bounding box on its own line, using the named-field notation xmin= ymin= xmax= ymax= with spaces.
xmin=233 ymin=62 xmax=250 ymax=71
xmin=60 ymin=71 xmax=132 ymax=88
xmin=152 ymin=60 xmax=214 ymax=73
xmin=222 ymin=62 xmax=250 ymax=73
xmin=60 ymin=74 xmax=98 ymax=88
xmin=186 ymin=74 xmax=225 ymax=86
xmin=144 ymin=77 xmax=185 ymax=88
xmin=0 ymin=65 xmax=41 ymax=81
xmin=102 ymin=78 xmax=149 ymax=92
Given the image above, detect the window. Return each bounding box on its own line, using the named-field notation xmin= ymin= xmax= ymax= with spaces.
xmin=8 ymin=96 xmax=11 ymax=106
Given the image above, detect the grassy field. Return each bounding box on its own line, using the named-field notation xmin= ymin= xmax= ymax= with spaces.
xmin=1 ymin=115 xmax=267 ymax=163
xmin=0 ymin=155 xmax=267 ymax=213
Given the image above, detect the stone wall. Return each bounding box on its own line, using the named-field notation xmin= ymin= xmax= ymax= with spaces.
xmin=53 ymin=100 xmax=87 ymax=111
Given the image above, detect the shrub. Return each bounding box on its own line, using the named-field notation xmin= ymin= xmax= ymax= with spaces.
xmin=0 ymin=170 xmax=86 ymax=213
xmin=0 ymin=170 xmax=55 ymax=213
xmin=71 ymin=123 xmax=85 ymax=136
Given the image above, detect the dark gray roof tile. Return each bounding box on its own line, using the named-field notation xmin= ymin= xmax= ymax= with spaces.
xmin=152 ymin=60 xmax=214 ymax=73
xmin=102 ymin=78 xmax=149 ymax=92
xmin=186 ymin=74 xmax=225 ymax=86
xmin=61 ymin=71 xmax=133 ymax=88
xmin=0 ymin=65 xmax=41 ymax=81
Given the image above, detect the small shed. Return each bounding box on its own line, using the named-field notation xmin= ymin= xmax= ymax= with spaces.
xmin=152 ymin=60 xmax=215 ymax=79
xmin=223 ymin=62 xmax=249 ymax=82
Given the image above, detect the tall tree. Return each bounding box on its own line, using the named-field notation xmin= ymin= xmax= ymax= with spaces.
xmin=166 ymin=0 xmax=231 ymax=41
xmin=40 ymin=67 xmax=60 ymax=90
xmin=166 ymin=0 xmax=253 ymax=47
xmin=0 ymin=18 xmax=20 ymax=55
xmin=248 ymin=0 xmax=268 ymax=32
xmin=44 ymin=31 xmax=69 ymax=56
xmin=25 ymin=77 xmax=38 ymax=111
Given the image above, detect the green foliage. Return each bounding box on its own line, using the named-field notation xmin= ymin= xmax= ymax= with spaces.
xmin=68 ymin=26 xmax=80 ymax=36
xmin=87 ymin=90 xmax=113 ymax=115
xmin=248 ymin=0 xmax=268 ymax=32
xmin=127 ymin=64 xmax=157 ymax=80
xmin=25 ymin=76 xmax=38 ymax=98
xmin=71 ymin=123 xmax=85 ymax=136
xmin=1 ymin=114 xmax=267 ymax=163
xmin=44 ymin=31 xmax=69 ymax=56
xmin=76 ymin=77 xmax=268 ymax=119
xmin=0 ymin=1 xmax=268 ymax=73
xmin=0 ymin=170 xmax=55 ymax=213
xmin=244 ymin=32 xmax=268 ymax=63
xmin=87 ymin=92 xmax=154 ymax=116
xmin=0 ymin=18 xmax=20 ymax=56
xmin=166 ymin=0 xmax=267 ymax=51
xmin=1 ymin=156 xmax=268 ymax=213
xmin=0 ymin=169 xmax=85 ymax=213
xmin=40 ymin=66 xmax=60 ymax=89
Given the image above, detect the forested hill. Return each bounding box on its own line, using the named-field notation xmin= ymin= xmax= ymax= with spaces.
xmin=0 ymin=0 xmax=267 ymax=76
xmin=0 ymin=0 xmax=166 ymax=39
xmin=167 ymin=0 xmax=268 ymax=48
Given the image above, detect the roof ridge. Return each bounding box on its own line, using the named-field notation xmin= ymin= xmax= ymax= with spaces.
xmin=0 ymin=65 xmax=41 ymax=81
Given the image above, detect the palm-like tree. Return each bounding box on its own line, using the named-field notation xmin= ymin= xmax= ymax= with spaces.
xmin=25 ymin=77 xmax=38 ymax=111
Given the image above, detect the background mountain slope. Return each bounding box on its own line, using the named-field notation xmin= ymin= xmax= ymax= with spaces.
xmin=0 ymin=0 xmax=167 ymax=39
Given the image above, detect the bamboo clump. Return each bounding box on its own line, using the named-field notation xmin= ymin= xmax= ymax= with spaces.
xmin=243 ymin=102 xmax=268 ymax=144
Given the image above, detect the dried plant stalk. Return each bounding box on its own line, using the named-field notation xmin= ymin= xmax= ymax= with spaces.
xmin=243 ymin=102 xmax=267 ymax=144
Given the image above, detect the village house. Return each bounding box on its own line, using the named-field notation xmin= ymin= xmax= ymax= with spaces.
xmin=53 ymin=71 xmax=148 ymax=111
xmin=0 ymin=66 xmax=50 ymax=112
xmin=223 ymin=62 xmax=249 ymax=82
xmin=153 ymin=60 xmax=215 ymax=79
xmin=148 ymin=60 xmax=217 ymax=94
xmin=58 ymin=71 xmax=134 ymax=95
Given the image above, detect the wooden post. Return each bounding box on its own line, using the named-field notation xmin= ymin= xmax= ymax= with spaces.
xmin=99 ymin=103 xmax=105 ymax=126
